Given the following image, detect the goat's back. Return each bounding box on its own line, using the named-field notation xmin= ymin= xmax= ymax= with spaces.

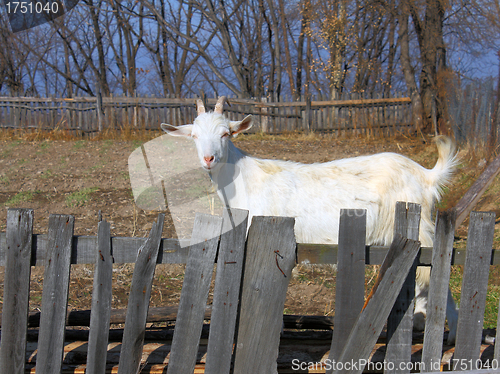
xmin=244 ymin=137 xmax=456 ymax=247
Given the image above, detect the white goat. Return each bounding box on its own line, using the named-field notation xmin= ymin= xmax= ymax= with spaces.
xmin=161 ymin=96 xmax=459 ymax=344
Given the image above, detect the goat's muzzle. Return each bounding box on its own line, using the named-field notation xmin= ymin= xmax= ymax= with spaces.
xmin=203 ymin=155 xmax=215 ymax=169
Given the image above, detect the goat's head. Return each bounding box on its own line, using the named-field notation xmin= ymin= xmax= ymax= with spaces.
xmin=161 ymin=96 xmax=253 ymax=171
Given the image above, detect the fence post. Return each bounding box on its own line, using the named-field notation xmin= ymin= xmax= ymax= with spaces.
xmin=261 ymin=97 xmax=269 ymax=133
xmin=97 ymin=90 xmax=104 ymax=132
xmin=305 ymin=92 xmax=312 ymax=132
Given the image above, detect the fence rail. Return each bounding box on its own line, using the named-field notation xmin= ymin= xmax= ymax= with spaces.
xmin=0 ymin=94 xmax=413 ymax=136
xmin=2 ymin=232 xmax=500 ymax=267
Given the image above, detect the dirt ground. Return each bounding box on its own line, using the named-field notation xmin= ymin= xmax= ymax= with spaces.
xmin=1 ymin=133 xmax=499 ymax=320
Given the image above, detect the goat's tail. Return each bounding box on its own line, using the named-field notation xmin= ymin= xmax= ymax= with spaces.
xmin=430 ymin=135 xmax=458 ymax=189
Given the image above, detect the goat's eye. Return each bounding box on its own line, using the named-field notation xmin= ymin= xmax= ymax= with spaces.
xmin=192 ymin=134 xmax=198 ymax=139
xmin=222 ymin=132 xmax=230 ymax=138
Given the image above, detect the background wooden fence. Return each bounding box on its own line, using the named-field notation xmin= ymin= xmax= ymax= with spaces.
xmin=448 ymin=80 xmax=500 ymax=146
xmin=0 ymin=93 xmax=413 ymax=136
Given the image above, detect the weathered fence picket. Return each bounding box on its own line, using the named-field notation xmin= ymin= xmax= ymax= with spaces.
xmin=453 ymin=211 xmax=496 ymax=369
xmin=36 ymin=215 xmax=75 ymax=373
xmin=118 ymin=214 xmax=165 ymax=374
xmin=0 ymin=209 xmax=33 ymax=374
xmin=166 ymin=214 xmax=222 ymax=374
xmin=86 ymin=219 xmax=113 ymax=374
xmin=232 ymin=216 xmax=296 ymax=374
xmin=385 ymin=202 xmax=421 ymax=374
xmin=326 ymin=209 xmax=366 ymax=373
xmin=0 ymin=204 xmax=499 ymax=373
xmin=421 ymin=209 xmax=457 ymax=371
xmin=205 ymin=208 xmax=248 ymax=374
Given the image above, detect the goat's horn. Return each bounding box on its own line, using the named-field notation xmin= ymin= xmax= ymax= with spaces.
xmin=214 ymin=96 xmax=227 ymax=114
xmin=196 ymin=99 xmax=206 ymax=115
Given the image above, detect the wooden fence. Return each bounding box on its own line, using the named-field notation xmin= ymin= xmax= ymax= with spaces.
xmin=448 ymin=80 xmax=499 ymax=146
xmin=0 ymin=203 xmax=498 ymax=373
xmin=0 ymin=94 xmax=413 ymax=136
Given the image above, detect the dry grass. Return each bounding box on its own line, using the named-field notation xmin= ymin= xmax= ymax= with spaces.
xmin=0 ymin=126 xmax=162 ymax=142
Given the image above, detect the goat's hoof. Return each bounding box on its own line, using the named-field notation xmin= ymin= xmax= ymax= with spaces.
xmin=413 ymin=312 xmax=426 ymax=331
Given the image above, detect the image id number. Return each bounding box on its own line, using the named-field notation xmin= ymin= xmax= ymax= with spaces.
xmin=6 ymin=1 xmax=59 ymax=15
xmin=448 ymin=358 xmax=499 ymax=371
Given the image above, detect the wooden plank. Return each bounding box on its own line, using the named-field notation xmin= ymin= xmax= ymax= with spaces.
xmin=205 ymin=209 xmax=249 ymax=374
xmin=326 ymin=209 xmax=366 ymax=372
xmin=16 ymin=305 xmax=211 ymax=328
xmin=12 ymin=307 xmax=331 ymax=330
xmin=296 ymin=243 xmax=436 ymax=266
xmin=233 ymin=216 xmax=296 ymax=374
xmin=454 ymin=153 xmax=500 ymax=228
xmin=86 ymin=220 xmax=113 ymax=374
xmin=254 ymin=97 xmax=412 ymax=108
xmin=421 ymin=209 xmax=457 ymax=372
xmin=0 ymin=233 xmax=190 ymax=266
xmin=334 ymin=235 xmax=421 ymax=374
xmin=453 ymin=211 xmax=496 ymax=370
xmin=166 ymin=213 xmax=223 ymax=374
xmin=36 ymin=214 xmax=75 ymax=373
xmin=0 ymin=209 xmax=34 ymax=374
xmin=117 ymin=214 xmax=165 ymax=374
xmin=385 ymin=202 xmax=421 ymax=374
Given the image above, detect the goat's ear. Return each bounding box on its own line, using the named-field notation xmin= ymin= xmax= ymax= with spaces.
xmin=229 ymin=115 xmax=253 ymax=137
xmin=161 ymin=123 xmax=193 ymax=137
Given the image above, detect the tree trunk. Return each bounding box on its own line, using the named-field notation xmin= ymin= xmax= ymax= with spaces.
xmin=87 ymin=0 xmax=110 ymax=96
xmin=398 ymin=6 xmax=424 ymax=133
xmin=296 ymin=8 xmax=307 ymax=100
xmin=278 ymin=0 xmax=296 ymax=99
xmin=383 ymin=14 xmax=397 ymax=97
xmin=328 ymin=0 xmax=347 ymax=99
xmin=265 ymin=0 xmax=282 ymax=99
xmin=410 ymin=0 xmax=447 ymax=134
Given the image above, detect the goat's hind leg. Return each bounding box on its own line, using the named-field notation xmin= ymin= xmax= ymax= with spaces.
xmin=413 ymin=266 xmax=430 ymax=331
xmin=413 ymin=267 xmax=458 ymax=345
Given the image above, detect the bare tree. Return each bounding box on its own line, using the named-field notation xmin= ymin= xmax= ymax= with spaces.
xmin=408 ymin=0 xmax=448 ymax=133
xmin=306 ymin=0 xmax=349 ymax=98
xmin=106 ymin=0 xmax=145 ymax=95
xmin=0 ymin=19 xmax=28 ymax=95
xmin=142 ymin=0 xmax=244 ymax=96
xmin=142 ymin=0 xmax=207 ymax=96
xmin=397 ymin=0 xmax=425 ymax=132
xmin=84 ymin=0 xmax=111 ymax=96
